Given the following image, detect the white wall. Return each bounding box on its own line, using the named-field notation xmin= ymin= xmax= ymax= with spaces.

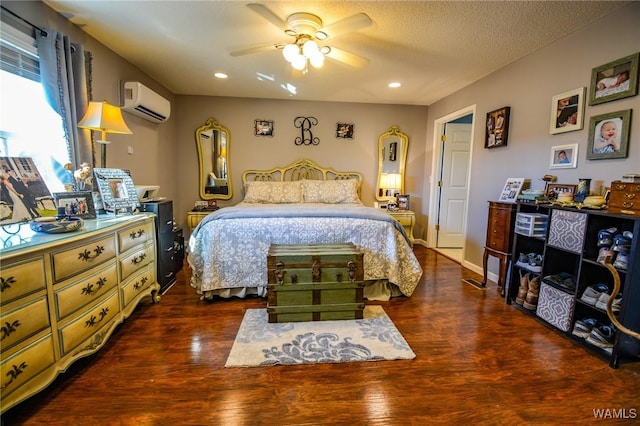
xmin=424 ymin=2 xmax=640 ymax=275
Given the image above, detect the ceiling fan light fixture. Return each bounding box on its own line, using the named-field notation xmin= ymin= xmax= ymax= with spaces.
xmin=309 ymin=51 xmax=324 ymax=68
xmin=291 ymin=54 xmax=307 ymax=70
xmin=282 ymin=43 xmax=299 ymax=62
xmin=315 ymin=30 xmax=328 ymax=41
xmin=302 ymin=39 xmax=319 ymax=57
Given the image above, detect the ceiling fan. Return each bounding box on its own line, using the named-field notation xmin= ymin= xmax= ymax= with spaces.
xmin=229 ymin=3 xmax=372 ymax=70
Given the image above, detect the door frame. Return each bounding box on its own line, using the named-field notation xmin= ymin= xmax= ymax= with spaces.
xmin=427 ymin=105 xmax=476 ymax=255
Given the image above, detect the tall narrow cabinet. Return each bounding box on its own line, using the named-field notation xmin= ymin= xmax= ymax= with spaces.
xmin=507 ymin=203 xmax=640 ymax=368
xmin=140 ymin=200 xmax=183 ymax=293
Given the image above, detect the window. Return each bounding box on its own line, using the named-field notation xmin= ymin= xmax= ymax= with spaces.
xmin=1 ymin=16 xmax=71 ymax=193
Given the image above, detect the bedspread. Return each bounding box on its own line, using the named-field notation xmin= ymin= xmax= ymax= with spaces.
xmin=188 ymin=203 xmax=422 ymax=299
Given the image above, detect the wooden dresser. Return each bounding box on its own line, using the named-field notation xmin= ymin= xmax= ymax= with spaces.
xmin=482 ymin=201 xmax=517 ymax=295
xmin=0 ymin=214 xmax=160 ymax=413
xmin=387 ymin=210 xmax=416 ymax=246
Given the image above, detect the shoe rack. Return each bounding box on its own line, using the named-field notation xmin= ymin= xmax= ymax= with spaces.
xmin=506 ymin=202 xmax=640 ymax=368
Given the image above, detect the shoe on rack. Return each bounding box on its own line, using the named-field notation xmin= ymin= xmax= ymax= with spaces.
xmin=595 ymin=292 xmax=622 ymax=312
xmin=515 ymin=270 xmax=530 ymax=305
xmin=572 ymin=318 xmax=601 ymax=339
xmin=580 ymin=283 xmax=610 ymax=306
xmin=596 ymin=246 xmax=614 ymax=263
xmin=515 ymin=253 xmax=531 ymax=269
xmin=528 ymin=254 xmax=543 ymax=273
xmin=597 ymin=227 xmax=617 ymax=247
xmin=613 ymin=252 xmax=629 ymax=271
xmin=542 ymin=272 xmax=576 ymax=292
xmin=523 ymin=274 xmax=540 ymax=310
xmin=612 ymin=234 xmax=632 ymax=253
xmin=586 ymin=324 xmax=616 ymax=351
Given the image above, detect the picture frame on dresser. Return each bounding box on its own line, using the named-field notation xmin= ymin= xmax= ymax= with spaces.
xmin=53 ymin=191 xmax=96 ymax=218
xmin=93 ymin=168 xmax=140 ymax=213
xmin=397 ymin=194 xmax=410 ymax=210
xmin=546 ymin=183 xmax=577 ymax=200
xmin=498 ymin=177 xmax=524 ymax=203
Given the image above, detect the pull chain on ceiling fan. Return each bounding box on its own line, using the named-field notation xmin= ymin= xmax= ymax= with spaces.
xmin=229 ymin=3 xmax=372 ymax=71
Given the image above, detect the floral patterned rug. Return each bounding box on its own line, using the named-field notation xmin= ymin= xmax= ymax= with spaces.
xmin=225 ymin=306 xmax=415 ymax=367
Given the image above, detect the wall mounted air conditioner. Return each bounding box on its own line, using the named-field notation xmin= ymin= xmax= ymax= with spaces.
xmin=122 ymin=81 xmax=171 ymax=123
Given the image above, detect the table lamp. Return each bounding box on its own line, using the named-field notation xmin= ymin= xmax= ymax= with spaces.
xmin=78 ymin=100 xmax=132 ymax=167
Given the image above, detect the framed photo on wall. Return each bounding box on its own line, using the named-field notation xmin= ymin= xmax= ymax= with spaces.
xmin=254 ymin=120 xmax=274 ymax=137
xmin=53 ymin=191 xmax=96 ymax=219
xmin=336 ymin=122 xmax=354 ymax=139
xmin=589 ymin=52 xmax=639 ymax=105
xmin=549 ymin=144 xmax=578 ymax=169
xmin=586 ymin=109 xmax=631 ymax=160
xmin=550 ymin=87 xmax=585 ymax=134
xmin=485 ymin=106 xmax=510 ymax=148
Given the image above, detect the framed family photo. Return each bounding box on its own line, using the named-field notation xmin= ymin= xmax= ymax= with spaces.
xmin=498 ymin=177 xmax=524 ymax=203
xmin=549 ymin=144 xmax=578 ymax=169
xmin=586 ymin=109 xmax=631 ymax=160
xmin=550 ymin=87 xmax=585 ymax=134
xmin=254 ymin=120 xmax=274 ymax=137
xmin=53 ymin=191 xmax=96 ymax=219
xmin=485 ymin=106 xmax=510 ymax=148
xmin=589 ymin=52 xmax=639 ymax=106
xmin=336 ymin=122 xmax=354 ymax=139
xmin=397 ymin=194 xmax=410 ymax=210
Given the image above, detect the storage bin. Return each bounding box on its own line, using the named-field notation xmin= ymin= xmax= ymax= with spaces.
xmin=547 ymin=209 xmax=587 ymax=253
xmin=514 ymin=213 xmax=548 ymax=237
xmin=536 ymin=282 xmax=576 ymax=332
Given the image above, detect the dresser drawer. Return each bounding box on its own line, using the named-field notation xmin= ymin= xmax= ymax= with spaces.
xmin=120 ymin=241 xmax=155 ymax=282
xmin=0 ymin=296 xmax=50 ymax=352
xmin=54 ymin=263 xmax=118 ymax=321
xmin=121 ymin=265 xmax=156 ymax=307
xmin=58 ymin=290 xmax=120 ymax=356
xmin=52 ymin=235 xmax=116 ymax=282
xmin=0 ymin=335 xmax=55 ymax=399
xmin=0 ymin=257 xmax=46 ymax=305
xmin=609 ymin=181 xmax=640 ymax=213
xmin=118 ymin=220 xmax=154 ymax=253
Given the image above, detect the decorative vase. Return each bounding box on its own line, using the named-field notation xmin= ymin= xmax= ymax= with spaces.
xmin=576 ymin=178 xmax=592 ymax=203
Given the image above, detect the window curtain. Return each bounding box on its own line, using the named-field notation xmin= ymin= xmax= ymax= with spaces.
xmin=36 ymin=29 xmax=93 ymax=168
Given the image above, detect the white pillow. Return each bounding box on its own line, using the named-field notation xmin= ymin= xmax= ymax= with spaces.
xmin=302 ymin=179 xmax=360 ymax=203
xmin=243 ymin=181 xmax=302 ymax=203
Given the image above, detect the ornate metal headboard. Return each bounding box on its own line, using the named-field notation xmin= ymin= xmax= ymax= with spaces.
xmin=242 ymin=158 xmax=363 ymax=197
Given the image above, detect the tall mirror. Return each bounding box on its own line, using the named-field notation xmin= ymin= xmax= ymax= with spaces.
xmin=376 ymin=125 xmax=408 ymax=201
xmin=195 ymin=117 xmax=232 ymax=200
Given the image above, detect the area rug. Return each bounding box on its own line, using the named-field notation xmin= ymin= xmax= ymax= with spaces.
xmin=225 ymin=305 xmax=415 ymax=367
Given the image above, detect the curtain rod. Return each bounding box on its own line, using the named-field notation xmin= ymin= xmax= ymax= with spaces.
xmin=1 ymin=5 xmax=48 ymax=36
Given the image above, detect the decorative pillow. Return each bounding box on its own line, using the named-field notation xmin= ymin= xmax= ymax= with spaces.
xmin=302 ymin=179 xmax=360 ymax=204
xmin=243 ymin=181 xmax=302 ymax=203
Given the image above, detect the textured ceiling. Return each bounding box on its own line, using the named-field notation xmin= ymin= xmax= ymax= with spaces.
xmin=43 ymin=1 xmax=628 ymax=105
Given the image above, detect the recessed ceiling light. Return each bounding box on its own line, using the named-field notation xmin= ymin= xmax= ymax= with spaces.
xmin=214 ymin=72 xmax=228 ymax=79
xmin=388 ymin=82 xmax=401 ymax=88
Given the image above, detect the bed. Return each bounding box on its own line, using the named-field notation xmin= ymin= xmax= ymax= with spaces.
xmin=187 ymin=159 xmax=422 ymax=301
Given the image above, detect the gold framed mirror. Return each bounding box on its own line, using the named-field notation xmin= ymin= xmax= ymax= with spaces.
xmin=376 ymin=125 xmax=408 ymax=201
xmin=195 ymin=117 xmax=232 ymax=200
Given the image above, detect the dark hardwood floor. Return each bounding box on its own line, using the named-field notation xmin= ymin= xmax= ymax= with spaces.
xmin=3 ymin=245 xmax=639 ymax=425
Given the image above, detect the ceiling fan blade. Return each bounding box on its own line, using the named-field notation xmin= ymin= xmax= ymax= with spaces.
xmin=321 ymin=13 xmax=372 ymax=39
xmin=247 ymin=3 xmax=286 ymax=30
xmin=229 ymin=43 xmax=279 ymax=57
xmin=325 ymin=46 xmax=370 ymax=69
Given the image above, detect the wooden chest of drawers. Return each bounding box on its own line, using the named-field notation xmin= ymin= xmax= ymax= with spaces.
xmin=0 ymin=214 xmax=159 ymax=413
xmin=266 ymin=243 xmax=365 ymax=323
xmin=609 ymin=181 xmax=640 ymax=215
xmin=482 ymin=201 xmax=517 ymax=295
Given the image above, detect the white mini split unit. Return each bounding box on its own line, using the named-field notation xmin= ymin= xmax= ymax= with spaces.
xmin=122 ymin=81 xmax=171 ymax=123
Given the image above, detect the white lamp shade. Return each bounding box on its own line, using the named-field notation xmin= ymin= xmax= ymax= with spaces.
xmin=291 ymin=54 xmax=307 ymax=70
xmin=282 ymin=44 xmax=299 ymax=63
xmin=302 ymin=39 xmax=319 ymax=57
xmin=309 ymin=51 xmax=325 ymax=68
xmin=78 ymin=101 xmax=132 ymax=142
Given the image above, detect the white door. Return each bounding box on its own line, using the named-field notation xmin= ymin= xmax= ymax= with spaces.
xmin=437 ymin=123 xmax=471 ymax=247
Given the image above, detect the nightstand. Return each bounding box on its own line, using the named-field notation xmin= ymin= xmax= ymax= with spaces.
xmin=187 ymin=210 xmax=212 ymax=232
xmin=387 ymin=209 xmax=415 ymax=246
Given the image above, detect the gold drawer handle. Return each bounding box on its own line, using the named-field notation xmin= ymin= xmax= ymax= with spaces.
xmin=614 ymin=183 xmax=627 ymax=190
xmin=81 ymin=277 xmax=108 ymax=295
xmin=1 ymin=361 xmax=28 ymax=390
xmin=84 ymin=307 xmax=109 ymax=328
xmin=131 ymin=253 xmax=147 ymax=265
xmin=0 ymin=275 xmax=16 ymax=293
xmin=348 ymin=261 xmax=357 ymax=282
xmin=78 ymin=245 xmax=105 ymax=262
xmin=311 ymin=261 xmax=321 ymax=281
xmin=1 ymin=319 xmax=21 ymax=341
xmin=129 ymin=229 xmax=145 ymax=240
xmin=275 ymin=262 xmax=285 ymax=284
xmin=623 ymin=201 xmax=635 ymax=208
xmin=133 ymin=276 xmax=149 ymax=290
xmin=624 ymin=193 xmax=637 ymax=200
